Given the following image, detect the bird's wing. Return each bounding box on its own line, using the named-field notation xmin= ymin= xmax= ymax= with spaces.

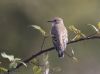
xmin=51 ymin=27 xmax=60 ymax=49
xmin=51 ymin=26 xmax=65 ymax=57
xmin=60 ymin=28 xmax=68 ymax=50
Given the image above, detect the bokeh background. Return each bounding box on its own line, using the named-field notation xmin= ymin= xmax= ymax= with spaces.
xmin=0 ymin=0 xmax=100 ymax=74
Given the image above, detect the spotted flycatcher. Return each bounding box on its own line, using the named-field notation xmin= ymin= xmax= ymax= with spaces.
xmin=48 ymin=17 xmax=68 ymax=58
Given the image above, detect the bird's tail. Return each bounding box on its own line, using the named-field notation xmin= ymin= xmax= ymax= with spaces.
xmin=58 ymin=50 xmax=64 ymax=58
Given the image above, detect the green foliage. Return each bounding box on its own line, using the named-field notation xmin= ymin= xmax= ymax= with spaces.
xmin=0 ymin=67 xmax=8 ymax=72
xmin=33 ymin=65 xmax=42 ymax=74
xmin=67 ymin=48 xmax=79 ymax=63
xmin=88 ymin=22 xmax=100 ymax=34
xmin=69 ymin=25 xmax=86 ymax=40
xmin=1 ymin=22 xmax=100 ymax=73
xmin=43 ymin=54 xmax=49 ymax=62
xmin=31 ymin=58 xmax=40 ymax=66
xmin=1 ymin=52 xmax=15 ymax=61
xmin=31 ymin=54 xmax=49 ymax=74
xmin=88 ymin=24 xmax=99 ymax=34
xmin=97 ymin=22 xmax=100 ymax=30
xmin=42 ymin=54 xmax=49 ymax=74
xmin=9 ymin=61 xmax=18 ymax=68
xmin=31 ymin=25 xmax=47 ymax=37
xmin=71 ymin=49 xmax=79 ymax=62
xmin=1 ymin=52 xmax=27 ymax=68
xmin=31 ymin=58 xmax=42 ymax=74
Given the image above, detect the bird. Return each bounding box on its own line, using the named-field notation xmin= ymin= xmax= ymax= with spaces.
xmin=48 ymin=17 xmax=68 ymax=58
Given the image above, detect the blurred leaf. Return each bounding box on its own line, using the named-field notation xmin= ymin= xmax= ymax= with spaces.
xmin=97 ymin=22 xmax=100 ymax=30
xmin=72 ymin=57 xmax=79 ymax=63
xmin=72 ymin=35 xmax=78 ymax=41
xmin=17 ymin=61 xmax=27 ymax=67
xmin=1 ymin=52 xmax=14 ymax=61
xmin=69 ymin=25 xmax=86 ymax=40
xmin=9 ymin=60 xmax=27 ymax=68
xmin=9 ymin=61 xmax=18 ymax=68
xmin=14 ymin=58 xmax=21 ymax=61
xmin=43 ymin=54 xmax=49 ymax=62
xmin=88 ymin=24 xmax=99 ymax=33
xmin=31 ymin=58 xmax=40 ymax=66
xmin=43 ymin=54 xmax=49 ymax=74
xmin=43 ymin=54 xmax=49 ymax=67
xmin=45 ymin=67 xmax=49 ymax=74
xmin=69 ymin=25 xmax=80 ymax=34
xmin=81 ymin=33 xmax=86 ymax=37
xmin=0 ymin=67 xmax=8 ymax=72
xmin=32 ymin=58 xmax=38 ymax=63
xmin=69 ymin=48 xmax=79 ymax=63
xmin=72 ymin=35 xmax=80 ymax=41
xmin=31 ymin=25 xmax=46 ymax=36
xmin=1 ymin=52 xmax=26 ymax=68
xmin=71 ymin=49 xmax=74 ymax=55
xmin=33 ymin=65 xmax=42 ymax=74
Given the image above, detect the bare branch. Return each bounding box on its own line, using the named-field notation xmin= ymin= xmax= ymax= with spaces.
xmin=6 ymin=35 xmax=100 ymax=73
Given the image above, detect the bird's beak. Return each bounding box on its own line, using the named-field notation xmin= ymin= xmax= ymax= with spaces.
xmin=48 ymin=20 xmax=54 ymax=22
xmin=48 ymin=20 xmax=55 ymax=23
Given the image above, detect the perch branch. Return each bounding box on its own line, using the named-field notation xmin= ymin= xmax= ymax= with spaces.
xmin=6 ymin=35 xmax=100 ymax=73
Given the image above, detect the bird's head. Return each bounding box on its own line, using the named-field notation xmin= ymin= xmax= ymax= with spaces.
xmin=48 ymin=17 xmax=64 ymax=25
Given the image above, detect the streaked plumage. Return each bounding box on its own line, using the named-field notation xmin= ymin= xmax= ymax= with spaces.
xmin=48 ymin=17 xmax=68 ymax=58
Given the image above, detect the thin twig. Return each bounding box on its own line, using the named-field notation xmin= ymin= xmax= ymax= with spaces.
xmin=41 ymin=36 xmax=47 ymax=51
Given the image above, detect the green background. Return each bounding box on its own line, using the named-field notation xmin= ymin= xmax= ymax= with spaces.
xmin=0 ymin=0 xmax=100 ymax=74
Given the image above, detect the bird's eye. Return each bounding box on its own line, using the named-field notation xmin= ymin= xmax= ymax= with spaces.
xmin=54 ymin=20 xmax=57 ymax=22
